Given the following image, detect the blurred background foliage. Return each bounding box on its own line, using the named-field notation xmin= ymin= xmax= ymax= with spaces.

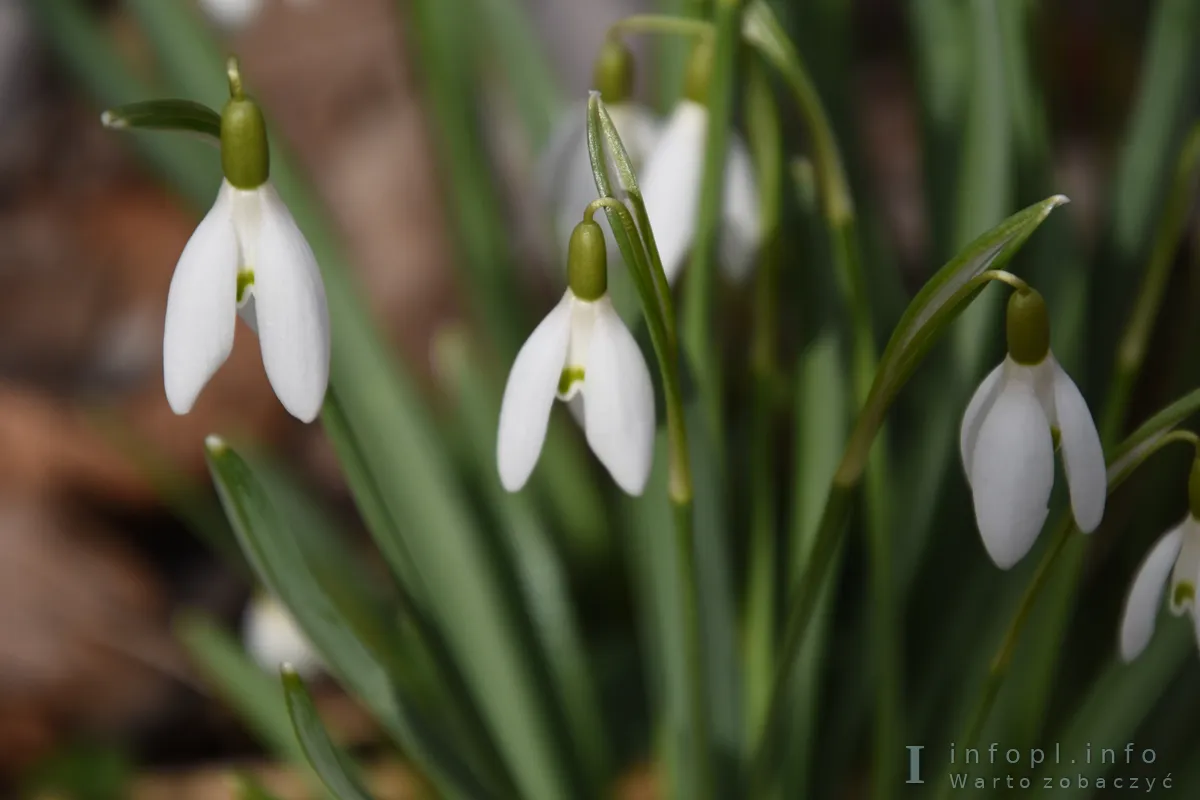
xmin=0 ymin=0 xmax=1198 ymax=797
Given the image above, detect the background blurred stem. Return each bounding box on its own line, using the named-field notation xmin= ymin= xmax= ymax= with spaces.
xmin=681 ymin=0 xmax=741 ymax=456
xmin=741 ymin=59 xmax=782 ymax=743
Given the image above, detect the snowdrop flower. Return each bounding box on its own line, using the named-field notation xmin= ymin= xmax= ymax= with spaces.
xmin=243 ymin=593 xmax=324 ymax=680
xmin=640 ymin=41 xmax=762 ymax=285
xmin=541 ymin=39 xmax=659 ymax=276
xmin=960 ymin=288 xmax=1106 ymax=569
xmin=164 ymin=62 xmax=329 ymax=422
xmin=1119 ymin=461 xmax=1200 ymax=662
xmin=497 ymin=218 xmax=655 ymax=495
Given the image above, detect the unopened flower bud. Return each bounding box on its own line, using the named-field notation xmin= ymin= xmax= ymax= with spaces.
xmin=593 ymin=39 xmax=635 ymax=104
xmin=683 ymin=39 xmax=714 ymax=105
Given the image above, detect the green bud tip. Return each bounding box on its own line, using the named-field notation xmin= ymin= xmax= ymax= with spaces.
xmin=593 ymin=38 xmax=636 ymax=104
xmin=567 ymin=219 xmax=607 ymax=301
xmin=1188 ymin=455 xmax=1200 ymax=520
xmin=683 ymin=39 xmax=714 ymax=104
xmin=1005 ymin=288 xmax=1050 ymax=365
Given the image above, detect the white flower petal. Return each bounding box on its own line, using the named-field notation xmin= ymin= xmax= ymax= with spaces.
xmin=1050 ymin=358 xmax=1107 ymax=533
xmin=582 ymin=299 xmax=656 ymax=495
xmin=163 ymin=184 xmax=239 ymax=415
xmin=640 ymin=100 xmax=708 ymax=285
xmin=496 ymin=294 xmax=572 ymax=491
xmin=199 ymin=0 xmax=264 ymax=28
xmin=719 ymin=133 xmax=761 ymax=283
xmin=960 ymin=361 xmax=1007 ymax=485
xmin=1169 ymin=519 xmax=1200 ymax=616
xmin=969 ymin=379 xmax=1055 ymax=569
xmin=1119 ymin=522 xmax=1186 ymax=662
xmin=243 ymin=594 xmax=323 ymax=680
xmin=252 ymin=186 xmax=331 ymax=423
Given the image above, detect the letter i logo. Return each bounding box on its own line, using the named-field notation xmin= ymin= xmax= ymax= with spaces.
xmin=906 ymin=746 xmax=924 ymax=784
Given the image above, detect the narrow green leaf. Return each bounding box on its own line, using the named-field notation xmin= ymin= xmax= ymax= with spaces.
xmin=282 ymin=668 xmax=376 ymax=800
xmin=1110 ymin=0 xmax=1200 ymax=266
xmin=950 ymin=0 xmax=1013 ymax=373
xmin=232 ymin=773 xmax=286 ymax=800
xmin=101 ymin=98 xmax=221 ymax=141
xmin=204 ymin=439 xmax=502 ymax=799
xmin=471 ymin=0 xmax=561 ymax=146
xmin=778 ymin=333 xmax=849 ymax=797
xmin=871 ymin=195 xmax=1069 ymax=413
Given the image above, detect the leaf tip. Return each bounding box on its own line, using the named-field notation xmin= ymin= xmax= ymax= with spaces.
xmin=204 ymin=434 xmax=228 ymax=455
xmin=1049 ymin=194 xmax=1070 ymax=208
xmin=100 ymin=110 xmax=126 ymax=129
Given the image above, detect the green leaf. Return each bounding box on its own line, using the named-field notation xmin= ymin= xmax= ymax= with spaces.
xmin=204 ymin=439 xmax=502 ymax=799
xmin=283 ymin=668 xmax=377 ymax=800
xmin=431 ymin=328 xmax=611 ymax=788
xmin=100 ymin=98 xmax=221 ymax=141
xmin=471 ymin=0 xmax=561 ymax=146
xmin=870 ymin=195 xmax=1068 ymax=415
xmin=232 ymin=773 xmax=286 ymax=800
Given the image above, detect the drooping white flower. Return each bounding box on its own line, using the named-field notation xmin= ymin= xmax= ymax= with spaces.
xmin=1118 ymin=515 xmax=1200 ymax=662
xmin=497 ymin=220 xmax=655 ymax=495
xmin=162 ymin=68 xmax=329 ymax=423
xmin=639 ymin=100 xmax=762 ymax=285
xmin=164 ymin=179 xmax=329 ymax=422
xmin=242 ymin=593 xmax=324 ymax=680
xmin=960 ymin=289 xmax=1106 ymax=569
xmin=199 ymin=0 xmax=315 ymax=30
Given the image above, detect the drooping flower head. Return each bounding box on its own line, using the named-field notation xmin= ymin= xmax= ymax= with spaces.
xmin=960 ymin=287 xmax=1106 ymax=568
xmin=163 ymin=58 xmax=330 ymax=422
xmin=639 ymin=39 xmax=762 ymax=285
xmin=540 ymin=38 xmax=660 ymax=281
xmin=242 ymin=592 xmax=324 ymax=680
xmin=1119 ymin=454 xmax=1200 ymax=662
xmin=497 ymin=217 xmax=655 ymax=495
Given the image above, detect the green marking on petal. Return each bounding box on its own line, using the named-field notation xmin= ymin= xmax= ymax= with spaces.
xmin=558 ymin=367 xmax=585 ymax=396
xmin=237 ymin=268 xmax=255 ymax=304
xmin=1173 ymin=581 xmax=1195 ymax=609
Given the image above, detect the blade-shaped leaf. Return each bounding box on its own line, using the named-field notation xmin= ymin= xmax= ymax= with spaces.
xmin=282 ymin=667 xmax=376 ymax=800
xmin=101 ymin=98 xmax=221 ymax=141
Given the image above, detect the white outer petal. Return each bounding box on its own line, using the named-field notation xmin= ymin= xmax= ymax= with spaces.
xmin=960 ymin=361 xmax=1007 ymax=485
xmin=582 ymin=299 xmax=656 ymax=495
xmin=640 ymin=100 xmax=708 ymax=285
xmin=252 ymin=186 xmax=331 ymax=422
xmin=969 ymin=378 xmax=1055 ymax=569
xmin=496 ymin=294 xmax=572 ymax=491
xmin=1119 ymin=522 xmax=1186 ymax=662
xmin=242 ymin=595 xmax=324 ymax=680
xmin=719 ymin=133 xmax=761 ymax=283
xmin=1169 ymin=519 xmax=1200 ymax=615
xmin=1049 ymin=357 xmax=1107 ymax=533
xmin=163 ymin=183 xmax=238 ymax=415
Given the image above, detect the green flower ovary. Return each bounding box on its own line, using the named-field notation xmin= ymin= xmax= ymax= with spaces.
xmin=1174 ymin=581 xmax=1195 ymax=609
xmin=237 ymin=268 xmax=255 ymax=304
xmin=558 ymin=367 xmax=585 ymax=396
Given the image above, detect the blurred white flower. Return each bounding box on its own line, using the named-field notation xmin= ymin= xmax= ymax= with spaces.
xmin=242 ymin=594 xmax=324 ymax=680
xmin=163 ymin=179 xmax=330 ymax=422
xmin=199 ymin=0 xmax=316 ymax=30
xmin=639 ymin=98 xmax=762 ymax=285
xmin=497 ymin=289 xmax=655 ymax=495
xmin=1119 ymin=514 xmax=1200 ymax=662
xmin=540 ymin=101 xmax=661 ymax=274
xmin=960 ymin=353 xmax=1106 ymax=569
